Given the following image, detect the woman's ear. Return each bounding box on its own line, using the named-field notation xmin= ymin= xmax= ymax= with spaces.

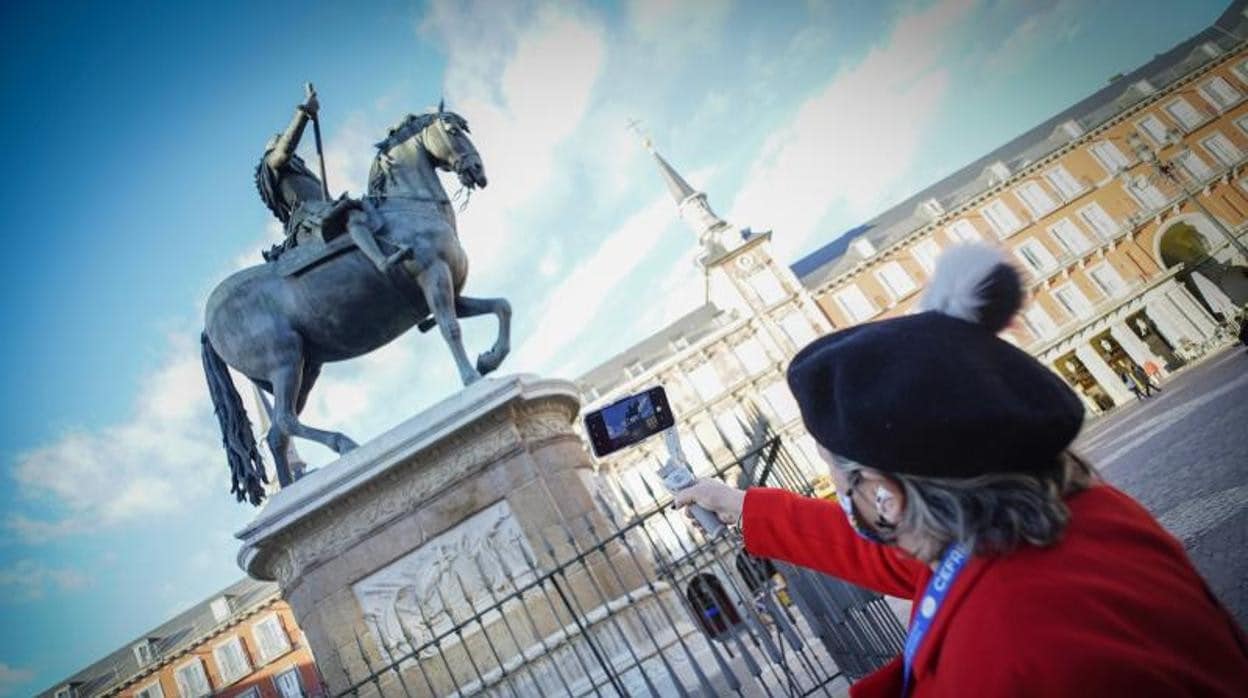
xmin=873 ymin=479 xmax=906 ymax=525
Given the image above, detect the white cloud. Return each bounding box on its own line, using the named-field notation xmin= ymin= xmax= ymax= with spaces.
xmin=0 ymin=663 xmax=34 ymax=697
xmin=7 ymin=333 xmax=224 ymax=542
xmin=0 ymin=560 xmax=89 ymax=601
xmin=729 ymin=0 xmax=975 ymax=262
xmin=420 ymin=1 xmax=606 ymax=280
xmin=511 ymin=195 xmax=676 ymax=373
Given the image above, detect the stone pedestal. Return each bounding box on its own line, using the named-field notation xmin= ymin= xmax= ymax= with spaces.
xmin=236 ymin=375 xmax=624 ymax=695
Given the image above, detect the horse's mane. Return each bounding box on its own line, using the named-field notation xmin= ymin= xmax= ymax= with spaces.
xmin=369 ymin=111 xmax=470 ymax=195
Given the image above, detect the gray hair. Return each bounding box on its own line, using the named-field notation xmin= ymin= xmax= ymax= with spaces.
xmin=839 ymin=452 xmax=1097 ymax=560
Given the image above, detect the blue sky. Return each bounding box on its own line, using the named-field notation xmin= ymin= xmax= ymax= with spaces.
xmin=0 ymin=0 xmax=1230 ymax=693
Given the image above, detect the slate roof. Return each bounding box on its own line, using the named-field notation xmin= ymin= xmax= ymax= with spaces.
xmin=37 ymin=578 xmax=278 ymax=698
xmin=789 ymin=0 xmax=1248 ymax=291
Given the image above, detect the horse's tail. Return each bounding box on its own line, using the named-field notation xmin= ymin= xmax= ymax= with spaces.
xmin=200 ymin=332 xmax=268 ymax=506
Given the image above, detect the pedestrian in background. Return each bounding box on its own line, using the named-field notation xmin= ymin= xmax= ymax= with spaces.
xmin=677 ymin=244 xmax=1248 ymax=697
xmin=1122 ymin=369 xmax=1145 ymax=401
xmin=1144 ymin=359 xmax=1163 ymax=389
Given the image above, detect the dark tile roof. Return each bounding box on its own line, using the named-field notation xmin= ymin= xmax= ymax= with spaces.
xmin=38 ymin=578 xmax=278 ymax=698
xmin=790 ymin=0 xmax=1248 ymax=291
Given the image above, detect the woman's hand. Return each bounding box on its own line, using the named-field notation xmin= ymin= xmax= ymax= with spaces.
xmin=672 ymin=478 xmax=746 ymax=524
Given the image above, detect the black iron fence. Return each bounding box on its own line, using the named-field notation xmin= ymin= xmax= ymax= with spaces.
xmin=333 ymin=437 xmax=905 ymax=697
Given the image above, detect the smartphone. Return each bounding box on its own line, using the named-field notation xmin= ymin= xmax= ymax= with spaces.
xmin=584 ymin=386 xmax=675 ymax=458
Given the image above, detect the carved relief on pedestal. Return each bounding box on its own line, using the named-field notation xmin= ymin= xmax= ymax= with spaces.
xmin=352 ymin=499 xmax=537 ymax=655
xmin=264 ymin=415 xmax=523 ymax=587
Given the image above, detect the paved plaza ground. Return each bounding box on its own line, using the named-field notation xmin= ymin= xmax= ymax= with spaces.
xmin=1076 ymin=344 xmax=1248 ymax=629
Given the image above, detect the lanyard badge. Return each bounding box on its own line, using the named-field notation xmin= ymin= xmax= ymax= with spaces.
xmin=902 ymin=543 xmax=971 ymax=696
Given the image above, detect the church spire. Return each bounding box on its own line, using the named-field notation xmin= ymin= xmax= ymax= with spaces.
xmin=631 ymin=121 xmax=736 ymax=265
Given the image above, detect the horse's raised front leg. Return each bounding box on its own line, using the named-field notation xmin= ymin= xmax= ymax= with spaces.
xmin=415 ymin=259 xmax=481 ymax=386
xmin=266 ymin=362 xmax=358 ymax=487
xmin=453 ymin=295 xmax=511 ymax=376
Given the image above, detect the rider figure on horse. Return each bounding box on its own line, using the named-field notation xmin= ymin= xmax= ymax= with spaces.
xmin=256 ymin=89 xmax=410 ymax=271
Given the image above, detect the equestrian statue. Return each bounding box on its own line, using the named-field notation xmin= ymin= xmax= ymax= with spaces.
xmin=202 ymin=85 xmax=511 ymax=505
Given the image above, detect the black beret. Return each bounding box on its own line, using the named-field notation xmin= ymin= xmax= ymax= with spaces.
xmin=787 ymin=244 xmax=1084 ymax=479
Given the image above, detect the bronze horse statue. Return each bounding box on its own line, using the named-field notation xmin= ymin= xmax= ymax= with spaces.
xmin=202 ymin=108 xmax=511 ymax=504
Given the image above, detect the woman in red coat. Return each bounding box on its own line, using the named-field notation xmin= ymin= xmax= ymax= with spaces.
xmin=676 ymin=244 xmax=1248 ymax=697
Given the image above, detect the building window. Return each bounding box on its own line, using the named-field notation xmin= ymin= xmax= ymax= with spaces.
xmin=1124 ymin=175 xmax=1169 ymax=210
xmin=733 ymin=336 xmax=772 ymax=376
xmin=235 ymin=689 xmax=261 ymax=698
xmin=1077 ymin=202 xmax=1118 ymax=240
xmin=678 ymin=428 xmax=712 ymax=472
xmin=1048 ymin=218 xmax=1093 ymax=256
xmin=780 ymin=311 xmax=817 ymax=348
xmin=944 ymin=219 xmax=981 ymax=243
xmin=687 ymin=362 xmax=723 ymax=403
xmin=274 ymin=668 xmax=304 ymax=698
xmin=133 ymin=640 xmax=156 ymax=667
xmin=136 ymin=681 xmax=165 ymax=698
xmin=833 ymin=284 xmax=878 ymax=324
xmin=714 ymin=410 xmax=752 ymax=452
xmin=1088 ymin=263 xmax=1128 ymax=297
xmin=1089 ymin=141 xmax=1131 ymax=175
xmin=1022 ymin=304 xmax=1060 ymax=340
xmin=210 ymin=597 xmax=231 ymax=624
xmin=1164 ymin=97 xmax=1204 ymax=131
xmin=911 ymin=237 xmax=941 ymax=275
xmin=981 ymin=199 xmax=1024 ymax=238
xmin=1044 ymin=164 xmax=1084 ymax=200
xmin=761 ymin=380 xmax=800 ymax=424
xmin=1200 ymin=75 xmax=1242 ymax=111
xmin=54 ymin=687 xmax=75 ymax=698
xmin=1053 ymin=283 xmax=1095 ymax=320
xmin=174 ymin=658 xmax=212 ymax=698
xmin=1015 ymin=181 xmax=1058 ymax=218
xmin=693 ymin=419 xmax=724 ymax=455
xmin=874 ymin=261 xmax=917 ymax=300
xmin=252 ymin=613 xmax=292 ymax=663
xmin=1014 ymin=239 xmax=1058 ymax=274
xmin=1136 ymin=113 xmax=1171 ymax=145
xmin=1176 ymin=149 xmax=1214 ymax=182
xmin=1202 ymin=131 xmax=1242 ymax=166
xmin=686 ymin=574 xmax=742 ymax=638
xmin=747 ymin=269 xmax=787 ymax=306
xmin=213 ymin=636 xmax=252 ymax=686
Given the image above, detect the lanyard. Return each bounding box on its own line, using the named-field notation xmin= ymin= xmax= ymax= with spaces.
xmin=902 ymin=543 xmax=971 ymax=697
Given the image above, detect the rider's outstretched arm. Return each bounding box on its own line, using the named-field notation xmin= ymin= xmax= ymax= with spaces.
xmin=266 ymin=97 xmax=316 ymax=170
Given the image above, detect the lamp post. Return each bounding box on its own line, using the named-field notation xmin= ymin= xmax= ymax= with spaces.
xmin=1125 ymin=130 xmax=1248 ymax=261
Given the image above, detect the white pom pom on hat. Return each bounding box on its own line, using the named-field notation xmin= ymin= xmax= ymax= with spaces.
xmin=918 ymin=243 xmax=1024 ymax=333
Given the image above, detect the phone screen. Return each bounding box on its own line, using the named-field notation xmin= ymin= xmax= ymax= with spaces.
xmin=584 ymin=386 xmax=675 ymax=457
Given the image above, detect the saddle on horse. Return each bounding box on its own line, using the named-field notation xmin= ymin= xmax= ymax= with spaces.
xmin=264 ymin=196 xmax=385 ymax=277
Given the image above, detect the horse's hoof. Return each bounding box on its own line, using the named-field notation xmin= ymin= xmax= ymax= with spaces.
xmin=334 ymin=436 xmax=359 ymax=454
xmin=476 ymin=348 xmax=508 ymax=375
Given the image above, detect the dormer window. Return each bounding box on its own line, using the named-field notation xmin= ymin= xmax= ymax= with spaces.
xmin=850 ymin=237 xmax=877 ymax=259
xmin=919 ymin=198 xmax=945 ymax=219
xmin=210 ymin=596 xmax=232 ymax=624
xmin=1059 ymin=120 xmax=1084 ymax=139
xmin=54 ymin=686 xmax=76 ymax=698
xmin=1131 ymin=79 xmax=1156 ymax=95
xmin=133 ymin=639 xmax=158 ymax=666
xmin=986 ymin=161 xmax=1011 ymax=184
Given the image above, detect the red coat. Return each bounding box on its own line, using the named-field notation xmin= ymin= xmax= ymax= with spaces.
xmin=742 ymin=484 xmax=1248 ymax=697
